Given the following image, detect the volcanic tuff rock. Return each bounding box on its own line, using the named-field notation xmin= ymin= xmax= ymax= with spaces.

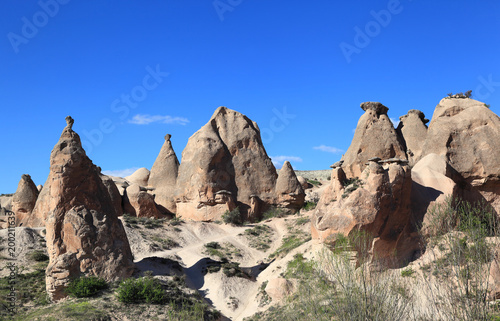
xmin=422 ymin=98 xmax=500 ymax=212
xmin=148 ymin=134 xmax=180 ymax=214
xmin=275 ymin=161 xmax=305 ymax=212
xmin=123 ymin=184 xmax=162 ymax=218
xmin=341 ymin=102 xmax=407 ymax=178
xmin=12 ymin=174 xmax=39 ymax=226
xmin=312 ymin=160 xmax=415 ymax=266
xmin=174 ymin=107 xmax=277 ymax=221
xmin=101 ymin=174 xmax=124 ymax=217
xmin=125 ymin=167 xmax=150 ymax=187
xmin=396 ymin=109 xmax=428 ymax=165
xmin=41 ymin=116 xmax=134 ymax=301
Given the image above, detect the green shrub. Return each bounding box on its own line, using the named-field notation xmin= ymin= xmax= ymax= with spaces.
xmin=400 ymin=268 xmax=415 ymax=278
xmin=66 ymin=276 xmax=108 ymax=298
xmin=302 ymin=202 xmax=317 ymax=211
xmin=28 ymin=250 xmax=49 ymax=262
xmin=117 ymin=277 xmax=165 ymax=304
xmin=222 ymin=207 xmax=242 ymax=225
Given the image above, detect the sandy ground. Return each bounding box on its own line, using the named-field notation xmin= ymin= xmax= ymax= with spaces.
xmin=124 ymin=210 xmax=316 ymax=320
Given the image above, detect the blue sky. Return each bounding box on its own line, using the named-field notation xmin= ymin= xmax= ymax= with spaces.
xmin=1 ymin=0 xmax=499 ymax=193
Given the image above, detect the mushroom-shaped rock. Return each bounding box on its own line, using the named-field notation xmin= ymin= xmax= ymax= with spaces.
xmin=422 ymin=98 xmax=500 ymax=212
xmin=330 ymin=160 xmax=344 ymax=169
xmin=12 ymin=174 xmax=39 ymax=226
xmin=341 ymin=102 xmax=406 ymax=178
xmin=123 ymin=184 xmax=162 ymax=218
xmin=312 ymin=160 xmax=414 ymax=267
xmin=37 ymin=117 xmax=134 ymax=301
xmin=175 ymin=107 xmax=277 ymax=221
xmin=148 ymin=134 xmax=180 ymax=214
xmin=125 ymin=167 xmax=150 ymax=187
xmin=275 ymin=161 xmax=305 ymax=212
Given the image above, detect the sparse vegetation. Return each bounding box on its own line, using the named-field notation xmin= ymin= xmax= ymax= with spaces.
xmin=401 ymin=267 xmax=415 ymax=278
xmin=28 ymin=250 xmax=49 ymax=262
xmin=306 ymin=179 xmax=322 ymax=187
xmin=151 ymin=235 xmax=179 ymax=250
xmin=222 ymin=207 xmax=243 ymax=226
xmin=342 ymin=177 xmax=363 ymax=198
xmin=302 ymin=201 xmax=317 ymax=211
xmin=242 ymin=225 xmax=273 ymax=251
xmin=261 ymin=206 xmax=286 ymax=220
xmin=122 ymin=214 xmax=166 ymax=229
xmin=269 ymin=222 xmax=311 ymax=259
xmin=447 ymin=90 xmax=472 ymax=99
xmin=66 ymin=276 xmax=108 ymax=298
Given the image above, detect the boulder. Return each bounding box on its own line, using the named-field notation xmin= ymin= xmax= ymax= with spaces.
xmin=38 ymin=116 xmax=134 ymax=301
xmin=12 ymin=174 xmax=39 ymax=226
xmin=175 ymin=107 xmax=277 ymax=221
xmin=125 ymin=167 xmax=150 ymax=187
xmin=148 ymin=134 xmax=180 ymax=214
xmin=265 ymin=278 xmax=295 ymax=302
xmin=123 ymin=184 xmax=162 ymax=218
xmin=275 ymin=161 xmax=305 ymax=212
xmin=296 ymin=176 xmax=310 ymax=190
xmin=341 ymin=102 xmax=407 ymax=178
xmin=422 ymin=98 xmax=500 ymax=213
xmin=312 ymin=160 xmax=415 ymax=267
xmin=396 ymin=109 xmax=428 ymax=165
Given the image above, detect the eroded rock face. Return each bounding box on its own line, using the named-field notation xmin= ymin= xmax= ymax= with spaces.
xmin=275 ymin=161 xmax=305 ymax=212
xmin=12 ymin=174 xmax=39 ymax=226
xmin=422 ymin=98 xmax=500 ymax=212
xmin=312 ymin=160 xmax=415 ymax=266
xmin=41 ymin=117 xmax=134 ymax=301
xmin=148 ymin=134 xmax=179 ymax=214
xmin=123 ymin=184 xmax=162 ymax=218
xmin=341 ymin=102 xmax=407 ymax=178
xmin=397 ymin=109 xmax=428 ymax=165
xmin=101 ymin=174 xmax=123 ymax=217
xmin=175 ymin=107 xmax=277 ymax=221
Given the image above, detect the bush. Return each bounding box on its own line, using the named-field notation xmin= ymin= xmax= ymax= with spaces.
xmin=222 ymin=207 xmax=242 ymax=225
xmin=117 ymin=277 xmax=166 ymax=304
xmin=66 ymin=276 xmax=108 ymax=298
xmin=302 ymin=202 xmax=317 ymax=211
xmin=28 ymin=250 xmax=49 ymax=262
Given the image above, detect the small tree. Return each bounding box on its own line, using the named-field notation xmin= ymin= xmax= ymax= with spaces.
xmin=222 ymin=207 xmax=242 ymax=225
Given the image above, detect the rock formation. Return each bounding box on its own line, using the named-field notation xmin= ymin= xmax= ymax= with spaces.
xmin=123 ymin=184 xmax=162 ymax=218
xmin=341 ymin=102 xmax=407 ymax=178
xmin=275 ymin=161 xmax=305 ymax=212
xmin=296 ymin=176 xmax=309 ymax=190
xmin=38 ymin=116 xmax=134 ymax=301
xmin=312 ymin=158 xmax=415 ymax=266
xmin=12 ymin=174 xmax=39 ymax=226
xmin=125 ymin=167 xmax=150 ymax=187
xmin=175 ymin=107 xmax=277 ymax=221
xmin=148 ymin=134 xmax=180 ymax=214
xmin=101 ymin=174 xmax=123 ymax=217
xmin=422 ymin=98 xmax=500 ymax=212
xmin=396 ymin=109 xmax=428 ymax=165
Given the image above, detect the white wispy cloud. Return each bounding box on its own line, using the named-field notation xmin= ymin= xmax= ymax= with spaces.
xmin=270 ymin=155 xmax=303 ymax=168
xmin=102 ymin=167 xmax=140 ymax=178
xmin=128 ymin=114 xmax=189 ymax=125
xmin=313 ymin=145 xmax=344 ymax=154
